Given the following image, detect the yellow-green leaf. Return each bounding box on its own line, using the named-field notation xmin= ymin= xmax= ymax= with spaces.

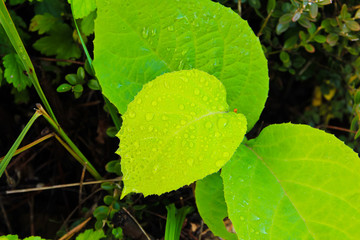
xmin=93 ymin=0 xmax=268 ymax=131
xmin=118 ymin=70 xmax=247 ymax=197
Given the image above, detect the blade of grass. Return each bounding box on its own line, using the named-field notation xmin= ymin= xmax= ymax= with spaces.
xmin=37 ymin=104 xmax=102 ymax=180
xmin=70 ymin=3 xmax=122 ymax=131
xmin=0 ymin=111 xmax=41 ymax=178
xmin=165 ymin=204 xmax=194 ymax=240
xmin=0 ymin=1 xmax=57 ymax=123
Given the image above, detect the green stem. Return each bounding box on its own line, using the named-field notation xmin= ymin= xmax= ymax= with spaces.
xmin=37 ymin=104 xmax=102 ymax=180
xmin=0 ymin=111 xmax=41 ymax=178
xmin=70 ymin=5 xmax=122 ymax=131
xmin=257 ymin=9 xmax=274 ymax=37
xmin=0 ymin=0 xmax=58 ymax=124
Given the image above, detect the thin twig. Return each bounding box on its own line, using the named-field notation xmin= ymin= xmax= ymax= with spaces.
xmin=6 ymin=177 xmax=122 ymax=194
xmin=0 ymin=196 xmax=12 ymax=233
xmin=35 ymin=57 xmax=84 ymax=65
xmin=58 ymin=217 xmax=92 ymax=240
xmin=122 ymin=207 xmax=151 ymax=240
xmin=0 ymin=133 xmax=55 ymax=163
xmin=58 ymin=188 xmax=102 ymax=236
xmin=79 ymin=163 xmax=87 ymax=211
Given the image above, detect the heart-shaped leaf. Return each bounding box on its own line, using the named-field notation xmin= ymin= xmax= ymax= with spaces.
xmin=118 ymin=69 xmax=247 ymax=197
xmin=93 ymin=0 xmax=268 ymax=130
xmin=221 ymin=123 xmax=360 ymax=239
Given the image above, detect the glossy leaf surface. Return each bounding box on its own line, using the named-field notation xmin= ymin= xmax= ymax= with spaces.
xmin=68 ymin=0 xmax=96 ymax=19
xmin=221 ymin=123 xmax=360 ymax=239
xmin=93 ymin=0 xmax=268 ymax=130
xmin=196 ymin=172 xmax=238 ymax=240
xmin=118 ymin=70 xmax=247 ymax=197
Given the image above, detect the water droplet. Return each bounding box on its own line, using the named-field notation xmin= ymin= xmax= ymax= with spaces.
xmin=128 ymin=111 xmax=136 ymax=118
xmin=182 ymin=77 xmax=188 ymax=82
xmin=182 ymin=140 xmax=187 ymax=147
xmin=181 ymin=120 xmax=187 ymax=125
xmin=202 ymin=96 xmax=208 ymax=101
xmin=167 ymin=25 xmax=174 ymax=31
xmin=250 ymin=228 xmax=255 ymax=233
xmin=215 ymin=161 xmax=223 ymax=167
xmin=218 ymin=118 xmax=228 ymax=128
xmin=184 ymin=134 xmax=189 ymax=138
xmin=146 ymin=113 xmax=154 ymax=121
xmin=153 ymin=165 xmax=159 ymax=173
xmin=142 ymin=28 xmax=149 ymax=38
xmin=151 ymin=28 xmax=157 ymax=36
xmin=194 ymin=89 xmax=200 ymax=95
xmin=162 ymin=115 xmax=168 ymax=120
xmin=205 ymin=122 xmax=212 ymax=129
xmin=240 ymin=216 xmax=245 ymax=221
xmin=152 ymin=147 xmax=157 ymax=152
xmin=189 ymin=125 xmax=195 ymax=130
xmin=10 ymin=75 xmax=13 ymax=78
xmin=136 ymin=98 xmax=142 ymax=104
xmin=181 ymin=50 xmax=187 ymax=56
xmin=179 ymin=104 xmax=185 ymax=110
xmin=152 ymin=101 xmax=157 ymax=106
xmin=223 ymin=152 xmax=230 ymax=157
xmin=187 ymin=158 xmax=194 ymax=166
xmin=190 ymin=112 xmax=196 ymax=116
xmin=215 ymin=132 xmax=221 ymax=137
xmin=148 ymin=126 xmax=154 ymax=132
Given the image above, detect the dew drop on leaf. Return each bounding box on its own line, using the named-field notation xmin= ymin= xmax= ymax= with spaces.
xmin=179 ymin=104 xmax=185 ymax=110
xmin=129 ymin=111 xmax=136 ymax=118
xmin=146 ymin=113 xmax=154 ymax=121
xmin=218 ymin=118 xmax=228 ymax=128
xmin=187 ymin=158 xmax=194 ymax=166
xmin=206 ymin=122 xmax=212 ymax=129
xmin=194 ymin=88 xmax=200 ymax=95
xmin=215 ymin=161 xmax=223 ymax=167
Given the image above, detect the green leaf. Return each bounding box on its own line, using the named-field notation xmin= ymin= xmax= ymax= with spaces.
xmin=0 ymin=235 xmax=19 ymax=240
xmin=304 ymin=43 xmax=315 ymax=53
xmin=80 ymin=10 xmax=96 ymax=36
xmin=65 ymin=73 xmax=78 ymax=85
xmin=68 ymin=0 xmax=96 ymax=19
xmin=88 ymin=79 xmax=100 ymax=90
xmin=345 ymin=20 xmax=360 ymax=31
xmin=196 ymin=172 xmax=238 ymax=240
xmin=57 ymin=83 xmax=72 ymax=92
xmin=93 ymin=0 xmax=268 ymax=131
xmin=3 ymin=53 xmax=31 ymax=91
xmin=279 ymin=13 xmax=293 ymax=24
xmin=93 ymin=206 xmax=109 ymax=220
xmin=355 ymin=9 xmax=360 ymax=19
xmin=309 ymin=3 xmax=318 ymax=19
xmin=276 ymin=22 xmax=289 ymax=35
xmin=326 ymin=33 xmax=339 ymax=46
xmin=314 ymin=34 xmax=327 ymax=43
xmin=29 ymin=13 xmax=58 ymax=34
xmin=118 ymin=70 xmax=247 ymax=197
xmin=33 ymin=22 xmax=81 ymax=63
xmin=266 ymin=0 xmax=276 ymax=14
xmin=221 ymin=123 xmax=360 ymax=239
xmin=75 ymin=229 xmax=105 ymax=240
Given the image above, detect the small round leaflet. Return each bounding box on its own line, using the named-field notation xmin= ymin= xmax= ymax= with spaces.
xmin=118 ymin=69 xmax=247 ymax=197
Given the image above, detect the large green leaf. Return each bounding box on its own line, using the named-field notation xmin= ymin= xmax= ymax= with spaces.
xmin=93 ymin=0 xmax=268 ymax=130
xmin=196 ymin=172 xmax=238 ymax=240
xmin=118 ymin=69 xmax=247 ymax=197
xmin=221 ymin=123 xmax=360 ymax=239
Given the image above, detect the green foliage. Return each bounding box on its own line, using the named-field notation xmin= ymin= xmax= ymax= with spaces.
xmin=222 ymin=123 xmax=360 ymax=239
xmin=118 ymin=69 xmax=247 ymax=197
xmin=56 ymin=67 xmax=91 ymax=98
xmin=195 ymin=172 xmax=237 ymax=240
xmin=93 ymin=0 xmax=268 ymax=130
xmin=164 ymin=204 xmax=194 ymax=240
xmin=75 ymin=229 xmax=105 ymax=240
xmin=32 ymin=22 xmax=81 ymax=64
xmin=3 ymin=53 xmax=31 ymax=91
xmin=0 ymin=236 xmax=45 ymax=240
xmin=68 ymin=0 xmax=96 ymax=19
xmin=29 ymin=13 xmax=58 ymax=34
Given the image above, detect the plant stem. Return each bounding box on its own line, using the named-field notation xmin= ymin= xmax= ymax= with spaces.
xmin=37 ymin=104 xmax=102 ymax=180
xmin=0 ymin=0 xmax=58 ymax=123
xmin=0 ymin=111 xmax=41 ymax=178
xmin=257 ymin=10 xmax=274 ymax=37
xmin=70 ymin=6 xmax=122 ymax=131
